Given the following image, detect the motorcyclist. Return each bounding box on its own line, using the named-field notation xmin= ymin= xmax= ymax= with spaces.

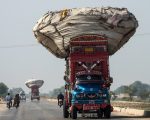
xmin=5 ymin=93 xmax=13 ymax=108
xmin=57 ymin=92 xmax=64 ymax=106
xmin=13 ymin=94 xmax=20 ymax=108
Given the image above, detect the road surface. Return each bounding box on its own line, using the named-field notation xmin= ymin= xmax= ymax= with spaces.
xmin=0 ymin=99 xmax=149 ymax=120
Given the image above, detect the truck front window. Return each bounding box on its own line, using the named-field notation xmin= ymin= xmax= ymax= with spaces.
xmin=76 ymin=74 xmax=102 ymax=81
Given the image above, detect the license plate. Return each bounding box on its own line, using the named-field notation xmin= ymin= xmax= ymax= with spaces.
xmin=84 ymin=47 xmax=93 ymax=52
xmin=83 ymin=104 xmax=100 ymax=110
xmin=89 ymin=100 xmax=95 ymax=104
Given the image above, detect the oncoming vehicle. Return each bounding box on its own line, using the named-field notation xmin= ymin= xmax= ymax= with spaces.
xmin=32 ymin=6 xmax=138 ymax=119
xmin=58 ymin=99 xmax=63 ymax=108
xmin=19 ymin=91 xmax=26 ymax=101
xmin=57 ymin=92 xmax=64 ymax=108
xmin=6 ymin=101 xmax=12 ymax=109
xmin=63 ymin=35 xmax=113 ymax=119
xmin=25 ymin=79 xmax=44 ymax=101
xmin=13 ymin=94 xmax=20 ymax=108
xmin=5 ymin=93 xmax=13 ymax=109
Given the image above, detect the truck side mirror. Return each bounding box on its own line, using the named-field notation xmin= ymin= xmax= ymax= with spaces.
xmin=65 ymin=84 xmax=68 ymax=89
xmin=109 ymin=77 xmax=113 ymax=83
xmin=64 ymin=76 xmax=69 ymax=83
xmin=64 ymin=76 xmax=66 ymax=80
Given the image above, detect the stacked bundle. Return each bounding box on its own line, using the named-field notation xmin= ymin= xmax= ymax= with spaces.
xmin=25 ymin=79 xmax=44 ymax=88
xmin=33 ymin=7 xmax=138 ymax=58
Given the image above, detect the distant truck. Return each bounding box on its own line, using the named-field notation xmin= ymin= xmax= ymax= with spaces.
xmin=19 ymin=91 xmax=26 ymax=101
xmin=31 ymin=86 xmax=40 ymax=101
xmin=63 ymin=35 xmax=113 ymax=119
xmin=25 ymin=79 xmax=44 ymax=101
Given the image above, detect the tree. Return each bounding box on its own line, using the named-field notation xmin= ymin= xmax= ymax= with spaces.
xmin=0 ymin=82 xmax=8 ymax=97
xmin=129 ymin=81 xmax=150 ymax=99
xmin=114 ymin=85 xmax=129 ymax=94
xmin=11 ymin=87 xmax=24 ymax=97
xmin=126 ymin=87 xmax=134 ymax=101
xmin=49 ymin=86 xmax=65 ymax=98
xmin=114 ymin=81 xmax=150 ymax=101
xmin=139 ymin=89 xmax=149 ymax=99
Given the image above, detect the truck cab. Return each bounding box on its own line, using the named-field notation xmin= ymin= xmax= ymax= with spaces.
xmin=63 ymin=35 xmax=113 ymax=119
xmin=31 ymin=86 xmax=40 ymax=101
xmin=72 ymin=72 xmax=110 ymax=105
xmin=70 ymin=72 xmax=111 ymax=118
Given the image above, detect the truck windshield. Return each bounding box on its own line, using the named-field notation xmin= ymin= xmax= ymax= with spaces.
xmin=76 ymin=74 xmax=102 ymax=81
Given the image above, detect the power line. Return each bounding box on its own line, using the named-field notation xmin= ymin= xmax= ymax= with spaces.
xmin=134 ymin=33 xmax=150 ymax=36
xmin=0 ymin=44 xmax=39 ymax=49
xmin=0 ymin=33 xmax=150 ymax=49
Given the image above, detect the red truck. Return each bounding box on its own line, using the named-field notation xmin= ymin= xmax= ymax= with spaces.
xmin=32 ymin=6 xmax=138 ymax=119
xmin=31 ymin=86 xmax=40 ymax=101
xmin=63 ymin=34 xmax=113 ymax=119
xmin=25 ymin=79 xmax=44 ymax=101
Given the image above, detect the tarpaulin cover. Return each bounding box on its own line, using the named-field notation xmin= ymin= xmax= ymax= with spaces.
xmin=33 ymin=7 xmax=138 ymax=58
xmin=25 ymin=79 xmax=44 ymax=88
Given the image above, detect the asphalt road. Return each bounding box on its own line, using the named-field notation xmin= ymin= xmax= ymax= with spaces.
xmin=0 ymin=99 xmax=149 ymax=120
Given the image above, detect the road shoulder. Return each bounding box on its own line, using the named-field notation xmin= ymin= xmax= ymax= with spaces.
xmin=113 ymin=107 xmax=150 ymax=117
xmin=0 ymin=102 xmax=6 ymax=112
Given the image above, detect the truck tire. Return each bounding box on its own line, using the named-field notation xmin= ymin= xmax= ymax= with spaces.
xmin=37 ymin=97 xmax=40 ymax=101
xmin=71 ymin=106 xmax=77 ymax=119
xmin=63 ymin=100 xmax=69 ymax=118
xmin=104 ymin=106 xmax=111 ymax=118
xmin=97 ymin=109 xmax=103 ymax=118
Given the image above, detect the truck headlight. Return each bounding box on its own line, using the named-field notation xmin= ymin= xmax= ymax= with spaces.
xmin=76 ymin=93 xmax=85 ymax=98
xmin=104 ymin=99 xmax=108 ymax=103
xmin=98 ymin=93 xmax=107 ymax=97
xmin=98 ymin=93 xmax=103 ymax=97
xmin=102 ymin=94 xmax=107 ymax=97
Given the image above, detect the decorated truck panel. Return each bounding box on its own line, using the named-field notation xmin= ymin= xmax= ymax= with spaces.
xmin=63 ymin=35 xmax=113 ymax=119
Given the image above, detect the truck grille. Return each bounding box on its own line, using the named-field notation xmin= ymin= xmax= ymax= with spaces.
xmin=86 ymin=93 xmax=97 ymax=99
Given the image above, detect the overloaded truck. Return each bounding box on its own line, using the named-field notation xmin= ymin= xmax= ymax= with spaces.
xmin=33 ymin=7 xmax=138 ymax=119
xmin=25 ymin=79 xmax=44 ymax=101
xmin=63 ymin=35 xmax=113 ymax=118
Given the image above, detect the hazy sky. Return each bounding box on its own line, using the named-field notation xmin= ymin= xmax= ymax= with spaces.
xmin=0 ymin=0 xmax=149 ymax=93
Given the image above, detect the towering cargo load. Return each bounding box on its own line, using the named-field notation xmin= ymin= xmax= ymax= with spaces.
xmin=25 ymin=79 xmax=44 ymax=101
xmin=33 ymin=7 xmax=138 ymax=119
xmin=33 ymin=7 xmax=138 ymax=58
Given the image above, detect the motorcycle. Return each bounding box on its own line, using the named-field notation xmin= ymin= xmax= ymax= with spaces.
xmin=13 ymin=94 xmax=20 ymax=109
xmin=13 ymin=100 xmax=20 ymax=108
xmin=58 ymin=99 xmax=63 ymax=108
xmin=6 ymin=101 xmax=12 ymax=109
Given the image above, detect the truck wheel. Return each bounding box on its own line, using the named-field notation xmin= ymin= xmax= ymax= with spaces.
xmin=71 ymin=106 xmax=77 ymax=119
xmin=104 ymin=106 xmax=111 ymax=118
xmin=97 ymin=109 xmax=103 ymax=118
xmin=63 ymin=101 xmax=69 ymax=118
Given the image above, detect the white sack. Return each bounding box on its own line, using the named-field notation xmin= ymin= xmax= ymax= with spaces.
xmin=25 ymin=79 xmax=44 ymax=88
xmin=33 ymin=7 xmax=138 ymax=58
